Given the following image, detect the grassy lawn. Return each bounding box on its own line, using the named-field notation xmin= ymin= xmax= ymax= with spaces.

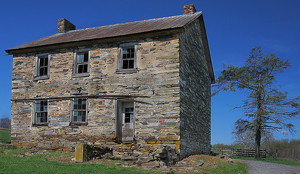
xmin=0 ymin=146 xmax=151 ymax=174
xmin=0 ymin=130 xmax=10 ymax=143
xmin=0 ymin=145 xmax=248 ymax=174
xmin=204 ymin=161 xmax=247 ymax=174
xmin=199 ymin=156 xmax=248 ymax=174
xmin=232 ymin=156 xmax=300 ymax=167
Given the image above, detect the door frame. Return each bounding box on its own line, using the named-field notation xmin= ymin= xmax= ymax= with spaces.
xmin=115 ymin=99 xmax=135 ymax=143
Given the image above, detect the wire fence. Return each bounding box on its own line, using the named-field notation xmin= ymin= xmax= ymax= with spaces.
xmin=277 ymin=149 xmax=300 ymax=160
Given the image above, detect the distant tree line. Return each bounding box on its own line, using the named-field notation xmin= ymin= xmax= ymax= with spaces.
xmin=0 ymin=118 xmax=11 ymax=129
xmin=212 ymin=135 xmax=300 ymax=160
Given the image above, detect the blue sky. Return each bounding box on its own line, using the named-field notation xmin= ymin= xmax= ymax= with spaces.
xmin=1 ymin=0 xmax=299 ymax=145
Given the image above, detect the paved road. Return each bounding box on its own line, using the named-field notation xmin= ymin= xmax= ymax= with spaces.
xmin=239 ymin=160 xmax=300 ymax=174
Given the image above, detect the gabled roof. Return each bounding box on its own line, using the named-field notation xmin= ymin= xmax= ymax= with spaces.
xmin=6 ymin=12 xmax=202 ymax=54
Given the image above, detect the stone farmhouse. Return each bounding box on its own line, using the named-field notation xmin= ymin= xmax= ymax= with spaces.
xmin=6 ymin=5 xmax=214 ymax=159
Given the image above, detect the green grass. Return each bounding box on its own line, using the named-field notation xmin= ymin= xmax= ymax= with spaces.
xmin=232 ymin=156 xmax=300 ymax=167
xmin=0 ymin=146 xmax=249 ymax=174
xmin=204 ymin=161 xmax=248 ymax=174
xmin=0 ymin=130 xmax=10 ymax=143
xmin=0 ymin=147 xmax=151 ymax=174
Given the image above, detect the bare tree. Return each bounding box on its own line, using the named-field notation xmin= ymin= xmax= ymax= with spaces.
xmin=213 ymin=46 xmax=300 ymax=158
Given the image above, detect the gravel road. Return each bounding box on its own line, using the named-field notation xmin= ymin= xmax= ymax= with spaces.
xmin=239 ymin=160 xmax=300 ymax=174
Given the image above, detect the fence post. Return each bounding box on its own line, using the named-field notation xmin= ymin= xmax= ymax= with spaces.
xmin=292 ymin=149 xmax=294 ymax=160
xmin=276 ymin=149 xmax=278 ymax=159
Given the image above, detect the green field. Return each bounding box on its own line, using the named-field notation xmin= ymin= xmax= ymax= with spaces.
xmin=0 ymin=147 xmax=151 ymax=174
xmin=232 ymin=156 xmax=300 ymax=167
xmin=0 ymin=130 xmax=10 ymax=143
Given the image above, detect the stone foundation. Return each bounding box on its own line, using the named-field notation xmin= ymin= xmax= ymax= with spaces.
xmin=74 ymin=143 xmax=179 ymax=166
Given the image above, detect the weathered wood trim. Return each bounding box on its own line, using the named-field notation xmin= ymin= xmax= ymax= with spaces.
xmin=11 ymin=94 xmax=150 ymax=102
xmin=115 ymin=68 xmax=138 ymax=74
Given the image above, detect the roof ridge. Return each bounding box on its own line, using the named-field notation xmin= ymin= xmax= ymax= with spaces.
xmin=68 ymin=11 xmax=203 ymax=33
xmin=6 ymin=11 xmax=203 ymax=53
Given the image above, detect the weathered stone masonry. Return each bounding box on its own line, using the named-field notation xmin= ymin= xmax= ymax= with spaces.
xmin=8 ymin=10 xmax=214 ymax=160
xmin=11 ymin=37 xmax=181 ymax=150
xmin=179 ymin=16 xmax=212 ymax=158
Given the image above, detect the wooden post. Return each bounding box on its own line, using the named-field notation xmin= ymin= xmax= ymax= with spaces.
xmin=75 ymin=143 xmax=87 ymax=162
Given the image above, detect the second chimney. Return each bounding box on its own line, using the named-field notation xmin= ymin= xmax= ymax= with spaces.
xmin=58 ymin=18 xmax=76 ymax=33
xmin=183 ymin=4 xmax=196 ymax=14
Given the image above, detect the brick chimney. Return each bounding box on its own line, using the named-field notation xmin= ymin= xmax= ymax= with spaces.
xmin=183 ymin=4 xmax=196 ymax=14
xmin=58 ymin=18 xmax=76 ymax=33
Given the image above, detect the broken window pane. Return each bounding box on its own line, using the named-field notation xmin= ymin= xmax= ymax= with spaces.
xmin=76 ymin=52 xmax=89 ymax=74
xmin=78 ymin=65 xmax=83 ymax=73
xmin=84 ymin=53 xmax=88 ymax=62
xmin=83 ymin=64 xmax=87 ymax=73
xmin=123 ymin=60 xmax=128 ymax=69
xmin=129 ymin=60 xmax=134 ymax=68
xmin=38 ymin=56 xmax=48 ymax=76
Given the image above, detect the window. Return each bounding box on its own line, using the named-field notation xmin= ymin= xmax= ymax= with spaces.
xmin=124 ymin=107 xmax=134 ymax=123
xmin=34 ymin=100 xmax=48 ymax=124
xmin=72 ymin=49 xmax=90 ymax=77
xmin=71 ymin=98 xmax=87 ymax=123
xmin=122 ymin=47 xmax=135 ymax=69
xmin=117 ymin=43 xmax=137 ymax=73
xmin=33 ymin=54 xmax=50 ymax=80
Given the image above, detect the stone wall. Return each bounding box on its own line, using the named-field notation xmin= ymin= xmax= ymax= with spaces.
xmin=179 ymin=18 xmax=211 ymax=158
xmin=11 ymin=18 xmax=212 ymax=159
xmin=11 ymin=35 xmax=181 ymax=154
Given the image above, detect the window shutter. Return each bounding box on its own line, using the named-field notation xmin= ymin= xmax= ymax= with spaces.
xmin=33 ymin=101 xmax=36 ymax=124
xmin=116 ymin=100 xmax=122 ymax=143
xmin=73 ymin=51 xmax=77 ymax=74
xmin=70 ymin=99 xmax=74 ymax=122
xmin=134 ymin=45 xmax=137 ymax=68
xmin=35 ymin=56 xmax=39 ymax=77
xmin=117 ymin=47 xmax=122 ymax=70
xmin=87 ymin=50 xmax=90 ymax=73
xmin=47 ymin=55 xmax=51 ymax=77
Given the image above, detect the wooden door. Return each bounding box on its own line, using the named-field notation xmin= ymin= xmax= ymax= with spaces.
xmin=121 ymin=102 xmax=134 ymax=141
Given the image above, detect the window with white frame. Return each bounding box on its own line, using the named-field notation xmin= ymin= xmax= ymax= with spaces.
xmin=117 ymin=43 xmax=137 ymax=73
xmin=72 ymin=49 xmax=90 ymax=77
xmin=71 ymin=98 xmax=87 ymax=123
xmin=33 ymin=54 xmax=50 ymax=80
xmin=34 ymin=100 xmax=48 ymax=124
xmin=122 ymin=47 xmax=135 ymax=69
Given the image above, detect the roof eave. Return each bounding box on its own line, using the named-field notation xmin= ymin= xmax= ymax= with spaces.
xmin=5 ymin=27 xmax=185 ymax=55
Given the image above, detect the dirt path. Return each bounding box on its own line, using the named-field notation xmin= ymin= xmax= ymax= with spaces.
xmin=239 ymin=160 xmax=300 ymax=174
